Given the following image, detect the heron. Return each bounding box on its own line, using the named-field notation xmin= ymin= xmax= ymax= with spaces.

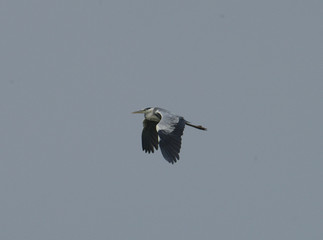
xmin=132 ymin=107 xmax=207 ymax=164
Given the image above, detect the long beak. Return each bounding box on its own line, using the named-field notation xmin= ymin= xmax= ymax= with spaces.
xmin=132 ymin=110 xmax=145 ymax=114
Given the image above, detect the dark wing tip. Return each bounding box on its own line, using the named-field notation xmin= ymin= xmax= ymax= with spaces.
xmin=141 ymin=119 xmax=158 ymax=154
xmin=159 ymin=146 xmax=179 ymax=164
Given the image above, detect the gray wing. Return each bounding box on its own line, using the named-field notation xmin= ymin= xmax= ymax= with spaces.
xmin=142 ymin=119 xmax=158 ymax=153
xmin=156 ymin=110 xmax=185 ymax=164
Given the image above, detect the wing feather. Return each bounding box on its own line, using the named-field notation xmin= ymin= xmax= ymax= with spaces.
xmin=156 ymin=110 xmax=185 ymax=164
xmin=141 ymin=119 xmax=158 ymax=153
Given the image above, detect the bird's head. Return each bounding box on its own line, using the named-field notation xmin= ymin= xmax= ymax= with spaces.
xmin=132 ymin=107 xmax=159 ymax=121
xmin=132 ymin=107 xmax=153 ymax=115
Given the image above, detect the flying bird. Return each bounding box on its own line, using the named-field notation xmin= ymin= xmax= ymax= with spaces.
xmin=132 ymin=107 xmax=207 ymax=164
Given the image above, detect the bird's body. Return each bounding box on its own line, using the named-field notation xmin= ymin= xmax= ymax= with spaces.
xmin=133 ymin=107 xmax=206 ymax=164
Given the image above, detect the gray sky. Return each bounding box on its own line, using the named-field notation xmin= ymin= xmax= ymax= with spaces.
xmin=1 ymin=0 xmax=322 ymax=239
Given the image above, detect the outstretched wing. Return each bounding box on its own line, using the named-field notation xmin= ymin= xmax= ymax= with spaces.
xmin=142 ymin=119 xmax=158 ymax=153
xmin=156 ymin=110 xmax=185 ymax=164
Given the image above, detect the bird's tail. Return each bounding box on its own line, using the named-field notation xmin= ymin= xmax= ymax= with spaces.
xmin=185 ymin=121 xmax=207 ymax=131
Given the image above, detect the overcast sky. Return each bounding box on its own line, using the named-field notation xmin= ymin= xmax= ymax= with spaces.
xmin=0 ymin=1 xmax=322 ymax=239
